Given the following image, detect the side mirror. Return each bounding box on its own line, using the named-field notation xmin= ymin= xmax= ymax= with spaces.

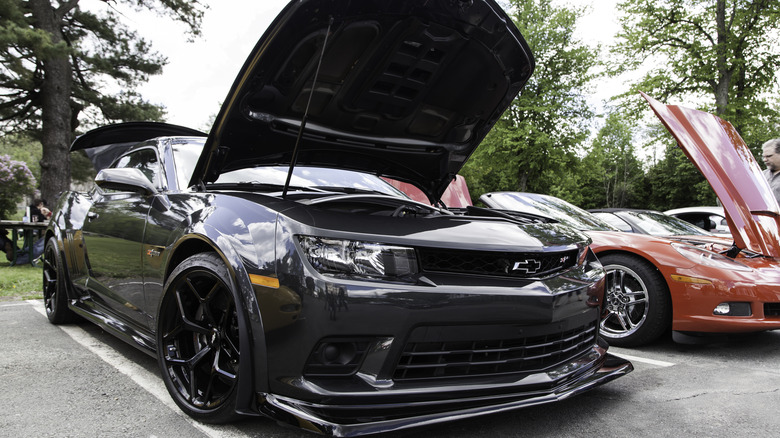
xmin=95 ymin=168 xmax=157 ymax=195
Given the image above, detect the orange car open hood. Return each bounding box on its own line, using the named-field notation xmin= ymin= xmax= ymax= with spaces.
xmin=643 ymin=93 xmax=780 ymax=258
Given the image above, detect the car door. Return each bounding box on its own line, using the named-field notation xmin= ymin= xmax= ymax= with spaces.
xmin=81 ymin=147 xmax=162 ymax=330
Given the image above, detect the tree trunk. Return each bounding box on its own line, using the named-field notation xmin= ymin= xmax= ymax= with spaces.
xmin=714 ymin=0 xmax=731 ymax=116
xmin=29 ymin=0 xmax=73 ymax=206
xmin=518 ymin=169 xmax=528 ymax=192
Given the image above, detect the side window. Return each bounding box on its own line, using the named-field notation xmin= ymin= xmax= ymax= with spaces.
xmin=113 ymin=149 xmax=163 ymax=189
xmin=594 ymin=212 xmax=633 ymax=232
xmin=678 ymin=213 xmax=707 ymax=230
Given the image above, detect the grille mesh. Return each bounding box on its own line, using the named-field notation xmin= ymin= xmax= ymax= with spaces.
xmin=393 ymin=321 xmax=597 ymax=381
xmin=417 ymin=248 xmax=579 ymax=278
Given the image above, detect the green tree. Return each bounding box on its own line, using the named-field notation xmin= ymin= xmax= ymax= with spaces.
xmin=0 ymin=132 xmax=94 ymax=188
xmin=462 ymin=0 xmax=598 ymax=201
xmin=611 ymin=0 xmax=780 ymax=147
xmin=0 ymin=0 xmax=205 ymax=204
xmin=578 ymin=112 xmax=645 ymax=209
xmin=637 ymin=123 xmax=715 ymax=210
xmin=645 ymin=143 xmax=718 ymax=209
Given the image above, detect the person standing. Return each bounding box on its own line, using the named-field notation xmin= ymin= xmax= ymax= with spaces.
xmin=762 ymin=138 xmax=780 ymax=205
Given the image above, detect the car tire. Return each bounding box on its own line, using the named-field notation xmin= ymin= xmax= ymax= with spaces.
xmin=599 ymin=253 xmax=671 ymax=347
xmin=42 ymin=239 xmax=79 ymax=324
xmin=157 ymin=252 xmax=242 ymax=423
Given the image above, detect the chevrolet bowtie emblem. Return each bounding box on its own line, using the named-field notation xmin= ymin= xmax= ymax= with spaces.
xmin=511 ymin=259 xmax=542 ymax=274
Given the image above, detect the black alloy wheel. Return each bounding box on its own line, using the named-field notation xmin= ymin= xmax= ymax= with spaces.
xmin=42 ymin=239 xmax=78 ymax=324
xmin=157 ymin=253 xmax=242 ymax=423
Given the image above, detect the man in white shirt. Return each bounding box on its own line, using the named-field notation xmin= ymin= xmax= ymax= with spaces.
xmin=762 ymin=138 xmax=780 ymax=205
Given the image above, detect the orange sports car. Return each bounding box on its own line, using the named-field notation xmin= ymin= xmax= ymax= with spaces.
xmin=480 ymin=96 xmax=780 ymax=347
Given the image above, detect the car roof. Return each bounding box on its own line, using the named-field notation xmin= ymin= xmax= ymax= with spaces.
xmin=664 ymin=206 xmax=725 ymax=215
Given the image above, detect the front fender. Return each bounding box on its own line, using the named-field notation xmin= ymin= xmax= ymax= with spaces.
xmin=160 ymin=199 xmax=279 ymax=414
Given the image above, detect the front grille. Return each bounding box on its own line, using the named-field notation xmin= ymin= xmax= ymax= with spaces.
xmin=417 ymin=248 xmax=579 ymax=279
xmin=393 ymin=321 xmax=597 ymax=381
xmin=765 ymin=303 xmax=780 ymax=317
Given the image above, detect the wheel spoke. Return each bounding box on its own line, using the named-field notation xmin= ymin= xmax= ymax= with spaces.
xmin=43 ymin=273 xmax=54 ymax=306
xmin=222 ymin=334 xmax=239 ymax=359
xmin=42 ymin=249 xmax=56 ymax=311
xmin=615 ymin=270 xmax=626 ymax=292
xmin=187 ymin=344 xmax=212 ymax=369
xmin=214 ymin=363 xmax=237 ymax=381
xmin=615 ymin=311 xmax=630 ymax=331
xmin=621 ymin=311 xmax=637 ymax=329
xmin=603 ymin=310 xmax=622 ymax=328
xmin=175 ymin=288 xmax=212 ymax=335
xmin=189 ymin=368 xmax=200 ymax=405
xmin=202 ymin=281 xmax=223 ymax=309
xmin=162 ymin=320 xmax=184 ymax=343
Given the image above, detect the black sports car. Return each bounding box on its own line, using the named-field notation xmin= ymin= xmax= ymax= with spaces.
xmin=42 ymin=0 xmax=631 ymax=435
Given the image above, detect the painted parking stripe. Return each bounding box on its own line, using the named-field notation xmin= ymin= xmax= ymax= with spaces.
xmin=610 ymin=350 xmax=675 ymax=367
xmin=0 ymin=302 xmax=33 ymax=308
xmin=27 ymin=300 xmax=249 ymax=438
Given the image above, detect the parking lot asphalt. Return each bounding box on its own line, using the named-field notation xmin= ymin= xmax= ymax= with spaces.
xmin=2 ymin=299 xmax=780 ymax=437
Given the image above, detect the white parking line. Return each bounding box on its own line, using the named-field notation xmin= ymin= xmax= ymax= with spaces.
xmin=611 ymin=350 xmax=675 ymax=367
xmin=0 ymin=302 xmax=34 ymax=308
xmin=26 ymin=300 xmax=249 ymax=438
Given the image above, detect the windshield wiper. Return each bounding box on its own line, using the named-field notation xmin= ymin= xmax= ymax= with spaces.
xmin=310 ymin=186 xmax=394 ymax=196
xmin=207 ymin=182 xmax=318 ymax=192
xmin=464 ymin=206 xmax=553 ymax=225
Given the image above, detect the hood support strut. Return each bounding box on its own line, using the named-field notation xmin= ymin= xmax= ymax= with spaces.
xmin=725 ymin=244 xmax=742 ymax=258
xmin=282 ymin=16 xmax=334 ymax=199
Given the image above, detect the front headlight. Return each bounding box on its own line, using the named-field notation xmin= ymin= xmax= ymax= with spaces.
xmin=671 ymin=242 xmax=751 ymax=272
xmin=298 ymin=236 xmax=418 ymax=281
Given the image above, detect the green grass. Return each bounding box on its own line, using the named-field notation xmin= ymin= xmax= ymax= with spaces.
xmin=1 ymin=227 xmax=44 ymax=300
xmin=0 ymin=262 xmax=43 ymax=300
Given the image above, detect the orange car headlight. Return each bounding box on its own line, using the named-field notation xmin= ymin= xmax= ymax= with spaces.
xmin=670 ymin=242 xmax=751 ymax=272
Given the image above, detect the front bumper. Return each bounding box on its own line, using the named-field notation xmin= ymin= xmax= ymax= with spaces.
xmin=670 ymin=265 xmax=780 ymax=333
xmin=257 ymin=346 xmax=632 ymax=436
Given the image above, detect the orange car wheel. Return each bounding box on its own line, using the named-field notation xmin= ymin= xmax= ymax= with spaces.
xmin=599 ymin=253 xmax=671 ymax=347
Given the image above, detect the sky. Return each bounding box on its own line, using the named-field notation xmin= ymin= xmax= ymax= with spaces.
xmin=96 ymin=0 xmax=622 ymax=131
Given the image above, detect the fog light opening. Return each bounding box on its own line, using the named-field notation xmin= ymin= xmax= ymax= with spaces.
xmin=321 ymin=342 xmax=357 ymax=365
xmin=712 ymin=302 xmax=751 ymax=317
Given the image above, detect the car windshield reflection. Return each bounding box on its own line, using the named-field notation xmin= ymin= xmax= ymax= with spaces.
xmin=619 ymin=210 xmax=710 ymax=236
xmin=171 ymin=140 xmax=405 ymax=197
xmin=486 ymin=192 xmax=618 ymax=232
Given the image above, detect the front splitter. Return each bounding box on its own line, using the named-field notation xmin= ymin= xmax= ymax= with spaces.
xmin=257 ymin=350 xmax=633 ymax=436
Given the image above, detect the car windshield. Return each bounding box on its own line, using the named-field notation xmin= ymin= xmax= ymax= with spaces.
xmin=171 ymin=139 xmax=406 ymax=197
xmin=617 ymin=210 xmax=710 ymax=236
xmin=485 ymin=192 xmax=618 ymax=231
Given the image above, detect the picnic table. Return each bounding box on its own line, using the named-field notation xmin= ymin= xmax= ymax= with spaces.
xmin=0 ymin=220 xmax=48 ymax=266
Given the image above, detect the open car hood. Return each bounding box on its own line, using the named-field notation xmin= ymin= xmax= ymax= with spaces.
xmin=643 ymin=93 xmax=780 ymax=258
xmin=190 ymin=0 xmax=534 ymax=202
